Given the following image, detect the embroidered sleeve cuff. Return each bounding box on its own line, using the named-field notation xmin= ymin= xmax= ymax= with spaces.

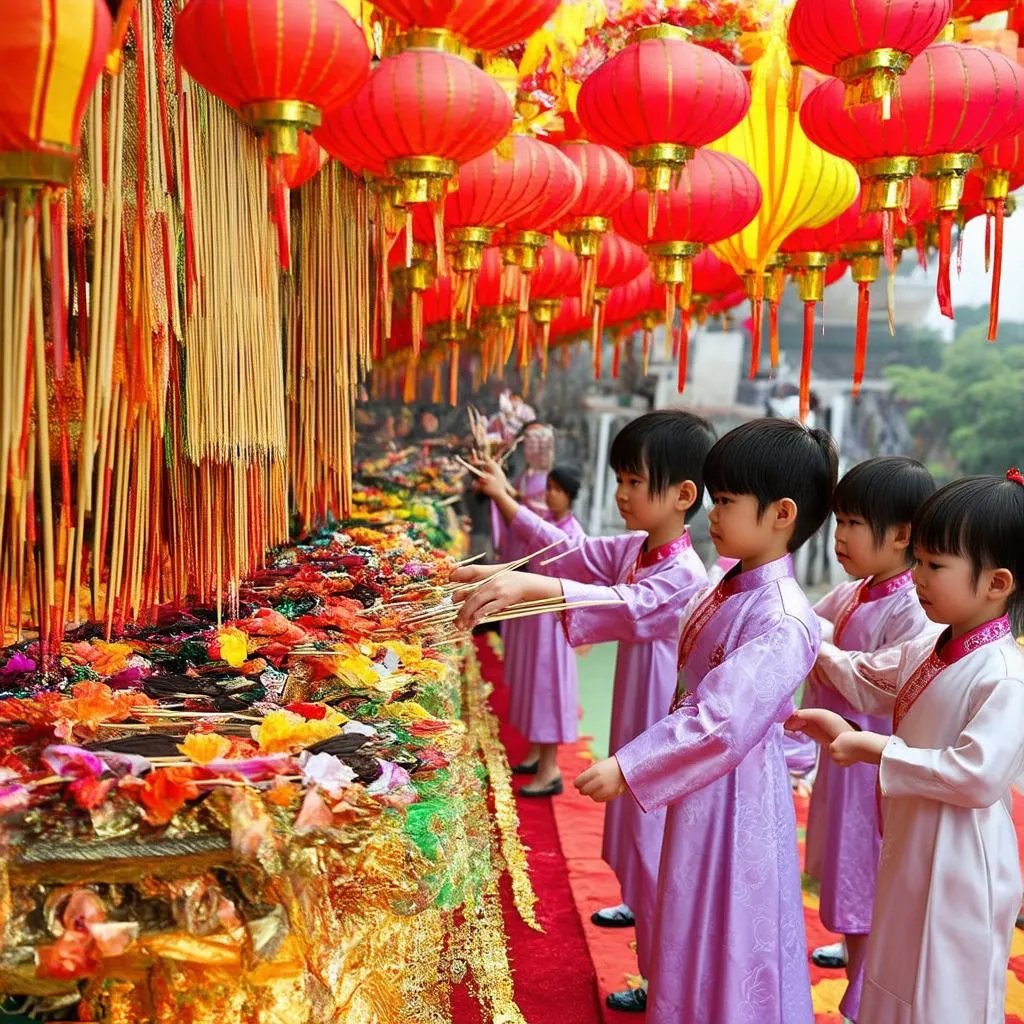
xmin=560 ymin=578 xmax=610 ymax=647
xmin=878 ymin=735 xmax=907 ymax=797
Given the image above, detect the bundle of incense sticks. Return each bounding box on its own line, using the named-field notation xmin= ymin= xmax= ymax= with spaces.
xmin=286 ymin=164 xmax=371 ymax=533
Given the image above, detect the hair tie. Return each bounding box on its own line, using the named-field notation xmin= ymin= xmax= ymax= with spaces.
xmin=1007 ymin=468 xmax=1024 ymax=487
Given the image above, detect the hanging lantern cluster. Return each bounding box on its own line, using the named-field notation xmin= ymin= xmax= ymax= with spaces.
xmin=800 ymin=41 xmax=1024 ymax=322
xmin=709 ymin=33 xmax=860 ymax=378
xmin=576 ymin=24 xmax=751 ymax=230
xmin=613 ymin=149 xmax=762 ymax=391
xmin=174 ymin=0 xmax=372 ymax=269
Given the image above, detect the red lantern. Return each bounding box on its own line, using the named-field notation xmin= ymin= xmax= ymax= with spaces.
xmin=411 ymin=135 xmax=562 ymax=322
xmin=528 ymin=241 xmax=580 ymax=365
xmin=501 ymin=142 xmax=582 ymax=267
xmin=613 ymin=149 xmax=761 ymax=390
xmin=369 ymin=0 xmax=559 ymax=52
xmin=691 ymin=251 xmax=743 ymax=318
xmin=332 ymin=40 xmax=512 ymax=213
xmin=577 ymin=24 xmax=750 ymax=216
xmin=174 ymin=0 xmax=370 ymax=270
xmin=789 ymin=0 xmax=952 ymax=117
xmin=280 ymin=134 xmax=328 ymax=191
xmin=801 ymin=43 xmax=1024 ymax=320
xmin=586 ymin=232 xmax=648 ymax=379
xmin=558 ymin=141 xmax=634 ymax=311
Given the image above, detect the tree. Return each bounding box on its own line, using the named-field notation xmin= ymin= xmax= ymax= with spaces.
xmin=885 ymin=326 xmax=1024 ymax=478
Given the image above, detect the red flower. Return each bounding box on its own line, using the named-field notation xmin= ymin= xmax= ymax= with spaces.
xmin=285 ymin=702 xmax=328 ymax=720
xmin=125 ymin=767 xmax=206 ymax=826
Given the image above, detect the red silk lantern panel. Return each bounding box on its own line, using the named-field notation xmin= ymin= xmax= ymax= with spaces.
xmin=175 ymin=0 xmax=371 ymax=269
xmin=550 ymin=297 xmax=588 ymax=345
xmin=613 ymin=149 xmax=761 ymax=389
xmin=952 ymin=0 xmax=1014 ymax=16
xmin=370 ymin=0 xmax=559 ymax=51
xmin=0 ymin=0 xmax=111 ymax=184
xmin=692 ymin=250 xmax=743 ymax=307
xmin=577 ymin=24 xmax=750 ymax=205
xmin=789 ymin=0 xmax=952 ymax=116
xmin=558 ymin=140 xmax=634 ymax=311
xmin=800 ymin=43 xmax=1024 ymax=321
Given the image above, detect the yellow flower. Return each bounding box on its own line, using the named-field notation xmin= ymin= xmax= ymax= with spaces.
xmin=336 ymin=654 xmax=382 ymax=689
xmin=178 ymin=733 xmax=232 ymax=765
xmin=380 ymin=701 xmax=433 ymax=722
xmin=253 ymin=711 xmax=341 ymax=753
xmin=217 ymin=628 xmax=249 ymax=668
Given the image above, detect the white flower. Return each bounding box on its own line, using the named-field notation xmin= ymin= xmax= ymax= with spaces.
xmin=298 ymin=751 xmax=357 ymax=798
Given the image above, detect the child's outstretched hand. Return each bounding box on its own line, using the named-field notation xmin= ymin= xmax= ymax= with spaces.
xmin=454 ymin=572 xmax=536 ymax=629
xmin=472 ymin=459 xmax=511 ymax=500
xmin=575 ymin=756 xmax=627 ymax=803
xmin=784 ymin=708 xmax=853 ymax=747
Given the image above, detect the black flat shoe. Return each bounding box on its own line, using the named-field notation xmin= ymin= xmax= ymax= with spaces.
xmin=519 ymin=777 xmax=563 ymax=797
xmin=591 ymin=907 xmax=635 ymax=928
xmin=811 ymin=947 xmax=848 ymax=969
xmin=606 ymin=987 xmax=647 ymax=1012
xmin=511 ymin=761 xmax=539 ymax=775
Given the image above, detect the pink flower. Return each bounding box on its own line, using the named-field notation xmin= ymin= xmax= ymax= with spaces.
xmin=41 ymin=745 xmax=104 ymax=780
xmin=367 ymin=760 xmax=411 ymax=795
xmin=293 ymin=790 xmax=333 ymax=833
xmin=1 ymin=651 xmax=35 ymax=675
xmin=299 ymin=752 xmax=357 ymax=798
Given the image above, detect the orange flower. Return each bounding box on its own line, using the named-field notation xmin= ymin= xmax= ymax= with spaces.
xmin=132 ymin=767 xmax=204 ymax=826
xmin=265 ymin=782 xmax=300 ymax=807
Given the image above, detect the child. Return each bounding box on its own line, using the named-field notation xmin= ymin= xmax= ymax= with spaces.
xmin=490 ymin=421 xmax=555 ymax=553
xmin=575 ymin=417 xmax=838 ymax=1024
xmin=481 ymin=463 xmax=586 ymax=796
xmin=801 ymin=457 xmax=936 ymax=1021
xmin=456 ymin=410 xmax=715 ymax=1011
xmin=788 ymin=471 xmax=1024 ymax=1024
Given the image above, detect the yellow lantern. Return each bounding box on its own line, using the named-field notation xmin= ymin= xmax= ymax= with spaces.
xmin=709 ymin=29 xmax=858 ymax=376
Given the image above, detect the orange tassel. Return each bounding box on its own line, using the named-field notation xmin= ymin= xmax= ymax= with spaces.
xmin=665 ymin=285 xmax=677 ymax=358
xmin=749 ymin=294 xmax=763 ymax=378
xmin=591 ymin=301 xmax=605 ymax=379
xmin=541 ymin=322 xmax=551 ymax=377
xmin=988 ymin=198 xmax=1005 ymax=342
xmin=800 ymin=300 xmax=815 ymax=422
xmin=449 ymin=343 xmax=459 ymax=406
xmin=411 ymin=291 xmax=423 ymax=356
xmin=854 ymin=281 xmax=870 ymax=396
xmin=642 ymin=328 xmax=651 ymax=376
xmin=936 ymin=210 xmax=954 ymax=320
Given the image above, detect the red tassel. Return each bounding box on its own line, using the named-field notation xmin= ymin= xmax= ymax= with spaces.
xmin=988 ymin=198 xmax=1005 ymax=342
xmin=581 ymin=255 xmax=597 ymax=315
xmin=936 ymin=210 xmax=954 ymax=320
xmin=270 ymin=158 xmax=291 ymax=272
xmin=800 ymin=300 xmax=815 ymax=422
xmin=433 ymin=202 xmax=446 ymax=278
xmin=748 ymin=294 xmax=763 ymax=378
xmin=677 ymin=315 xmax=690 ymax=393
xmin=915 ymin=230 xmax=928 ymax=270
xmin=854 ymin=280 xmax=870 ymax=396
xmin=612 ymin=337 xmax=621 ymax=379
xmin=411 ymin=290 xmax=422 ymax=356
xmin=49 ymin=196 xmax=68 ymax=379
xmin=541 ymin=322 xmax=551 ymax=377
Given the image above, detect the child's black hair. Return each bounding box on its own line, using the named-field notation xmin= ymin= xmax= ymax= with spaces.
xmin=609 ymin=410 xmax=717 ymax=521
xmin=548 ymin=465 xmax=582 ymax=503
xmin=834 ymin=456 xmax=936 ymax=551
xmin=912 ymin=474 xmax=1024 ymax=632
xmin=703 ymin=418 xmax=839 ymax=551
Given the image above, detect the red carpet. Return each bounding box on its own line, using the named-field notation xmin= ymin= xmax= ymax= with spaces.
xmin=474 ymin=635 xmax=603 ymax=1024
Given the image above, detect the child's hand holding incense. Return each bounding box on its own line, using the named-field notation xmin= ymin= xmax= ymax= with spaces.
xmin=472 ymin=459 xmax=511 ymax=499
xmin=454 ymin=571 xmax=562 ymax=629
